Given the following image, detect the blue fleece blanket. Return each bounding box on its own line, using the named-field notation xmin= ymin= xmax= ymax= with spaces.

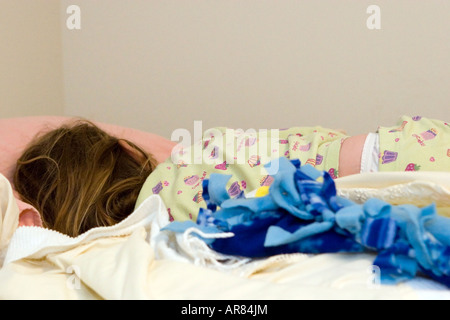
xmin=164 ymin=157 xmax=450 ymax=287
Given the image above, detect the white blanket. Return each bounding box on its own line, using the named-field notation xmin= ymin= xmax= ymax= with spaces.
xmin=1 ymin=171 xmax=450 ymax=299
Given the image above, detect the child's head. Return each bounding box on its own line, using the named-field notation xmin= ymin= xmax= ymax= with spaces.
xmin=14 ymin=120 xmax=156 ymax=237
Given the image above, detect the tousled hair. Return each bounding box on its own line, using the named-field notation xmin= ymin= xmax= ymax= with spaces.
xmin=14 ymin=120 xmax=156 ymax=237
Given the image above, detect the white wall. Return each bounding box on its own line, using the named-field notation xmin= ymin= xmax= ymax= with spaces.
xmin=60 ymin=0 xmax=450 ymax=138
xmin=0 ymin=0 xmax=64 ymax=118
xmin=2 ymin=1 xmax=450 ymax=138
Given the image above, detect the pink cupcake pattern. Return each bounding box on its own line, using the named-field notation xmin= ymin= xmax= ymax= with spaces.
xmin=152 ymin=181 xmax=163 ymax=194
xmin=315 ymin=154 xmax=323 ymax=166
xmin=184 ymin=175 xmax=200 ymax=186
xmin=248 ymin=155 xmax=261 ymax=168
xmin=299 ymin=142 xmax=311 ymax=152
xmin=228 ymin=181 xmax=242 ymax=197
xmin=260 ymin=175 xmax=274 ymax=187
xmin=420 ymin=128 xmax=437 ymax=141
xmin=192 ymin=191 xmax=204 ymax=203
xmin=382 ymin=150 xmax=398 ymax=164
xmin=209 ymin=146 xmax=219 ymax=159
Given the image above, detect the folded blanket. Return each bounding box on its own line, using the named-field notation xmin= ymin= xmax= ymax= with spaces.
xmin=165 ymin=158 xmax=450 ymax=287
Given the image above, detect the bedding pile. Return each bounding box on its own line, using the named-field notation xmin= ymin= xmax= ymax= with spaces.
xmin=165 ymin=157 xmax=450 ymax=287
xmin=0 ymin=172 xmax=419 ymax=300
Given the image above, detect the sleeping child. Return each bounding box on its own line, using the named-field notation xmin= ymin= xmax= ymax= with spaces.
xmin=13 ymin=121 xmax=156 ymax=237
xmin=11 ymin=115 xmax=450 ymax=235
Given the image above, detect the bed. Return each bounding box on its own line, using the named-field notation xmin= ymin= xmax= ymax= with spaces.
xmin=1 ymin=116 xmax=449 ymax=300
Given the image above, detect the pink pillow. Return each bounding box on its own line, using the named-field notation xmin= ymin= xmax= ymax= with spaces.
xmin=0 ymin=116 xmax=175 ymax=186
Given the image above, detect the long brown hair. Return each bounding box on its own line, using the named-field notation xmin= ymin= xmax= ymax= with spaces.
xmin=14 ymin=120 xmax=156 ymax=237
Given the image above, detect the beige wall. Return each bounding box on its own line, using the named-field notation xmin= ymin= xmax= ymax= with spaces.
xmin=0 ymin=0 xmax=64 ymax=118
xmin=2 ymin=1 xmax=450 ymax=138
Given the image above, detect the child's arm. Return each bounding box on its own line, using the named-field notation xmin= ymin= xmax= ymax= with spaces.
xmin=339 ymin=134 xmax=368 ymax=177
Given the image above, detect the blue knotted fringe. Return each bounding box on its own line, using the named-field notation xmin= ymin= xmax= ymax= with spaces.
xmin=164 ymin=157 xmax=450 ymax=287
